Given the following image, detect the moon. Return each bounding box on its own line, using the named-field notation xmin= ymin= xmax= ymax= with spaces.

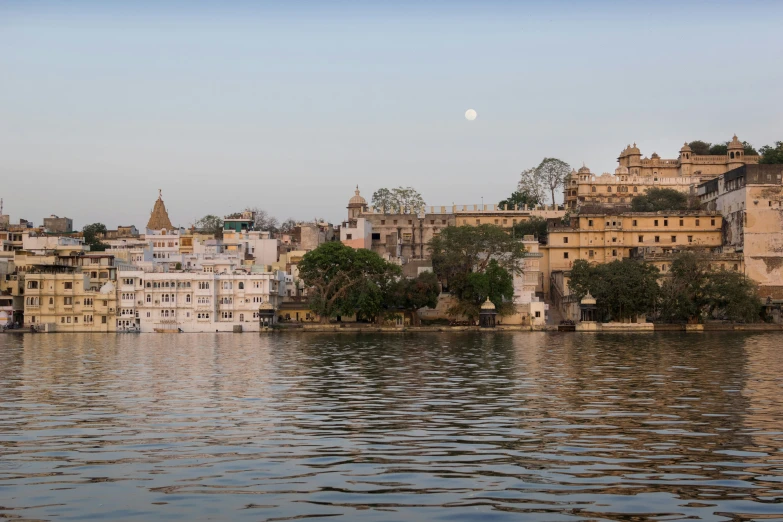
xmin=465 ymin=109 xmax=477 ymax=121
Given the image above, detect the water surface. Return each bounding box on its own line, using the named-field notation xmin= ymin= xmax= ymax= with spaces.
xmin=1 ymin=332 xmax=783 ymax=521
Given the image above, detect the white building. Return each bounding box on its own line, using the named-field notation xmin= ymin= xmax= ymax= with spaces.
xmin=118 ymin=268 xmax=286 ymax=332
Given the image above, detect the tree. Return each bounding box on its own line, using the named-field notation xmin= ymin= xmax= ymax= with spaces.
xmin=430 ymin=225 xmax=526 ymax=319
xmin=517 ymin=168 xmax=546 ymax=206
xmin=742 ymin=141 xmax=758 ymax=156
xmin=708 ymin=143 xmax=727 ymax=156
xmin=537 ymin=158 xmax=571 ymax=206
xmin=297 ymin=242 xmax=400 ymax=323
xmin=760 ymin=142 xmax=783 ymax=164
xmin=659 ymin=252 xmax=760 ymax=323
xmin=498 ymin=189 xmax=541 ymax=210
xmin=82 ymin=223 xmax=107 ymax=252
xmin=688 ymin=141 xmax=712 ymax=155
xmin=568 ymin=259 xmax=660 ymax=322
xmin=512 ymin=217 xmax=549 ymax=244
xmin=631 ymin=187 xmax=700 ymax=212
xmin=280 ymin=218 xmax=298 ymax=234
xmin=195 ymin=215 xmax=224 ymax=238
xmin=246 ymin=208 xmax=280 ymax=233
xmin=386 ymin=271 xmax=440 ymax=326
xmin=371 ymin=187 xmax=426 ymax=214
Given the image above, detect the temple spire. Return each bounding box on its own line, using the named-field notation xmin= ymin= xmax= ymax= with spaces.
xmin=146 ymin=191 xmax=173 ymax=231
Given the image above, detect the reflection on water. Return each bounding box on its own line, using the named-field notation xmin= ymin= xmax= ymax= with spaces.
xmin=1 ymin=332 xmax=783 ymax=521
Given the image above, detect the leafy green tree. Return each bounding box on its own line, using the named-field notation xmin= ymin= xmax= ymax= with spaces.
xmin=298 ymin=242 xmax=401 ymax=323
xmin=385 ymin=271 xmax=440 ymax=325
xmin=658 ymin=252 xmax=710 ymax=323
xmin=704 ymin=269 xmax=760 ymax=322
xmin=195 ymin=215 xmax=224 ymax=238
xmin=371 ymin=187 xmax=426 ymax=214
xmin=688 ymin=141 xmax=711 ymax=155
xmin=742 ymin=141 xmax=758 ymax=155
xmin=760 ymin=142 xmax=783 ymax=164
xmin=708 ymin=143 xmax=727 ymax=156
xmin=82 ymin=223 xmax=107 ymax=252
xmin=568 ymin=259 xmax=660 ymax=322
xmin=659 ymin=252 xmax=760 ymax=323
xmin=498 ymin=190 xmax=541 ymax=210
xmin=512 ymin=217 xmax=549 ymax=243
xmin=430 ymin=225 xmax=525 ymax=319
xmin=631 ymin=187 xmax=700 ymax=212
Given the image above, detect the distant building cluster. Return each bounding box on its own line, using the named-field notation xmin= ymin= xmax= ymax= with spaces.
xmin=1 ymin=134 xmax=782 ymax=331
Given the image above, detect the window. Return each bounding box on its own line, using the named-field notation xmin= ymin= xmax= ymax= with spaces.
xmin=591 ymin=186 xmax=596 ymax=193
xmin=563 ymin=237 xmax=568 ymax=244
xmin=27 ymin=281 xmax=39 ymax=289
xmin=64 ymin=282 xmax=73 ymax=290
xmin=238 ymin=282 xmax=244 ymax=290
xmin=74 ymin=317 xmax=78 ymax=324
xmin=535 ymin=311 xmax=541 ymax=318
xmin=64 ymin=297 xmax=73 ymax=305
xmin=346 ymin=234 xmax=352 ymax=240
xmin=655 ymin=236 xmax=660 ymax=243
xmin=380 ymin=220 xmax=385 ymax=225
xmin=638 ymin=235 xmax=644 ymax=242
xmin=671 ymin=236 xmax=677 ymax=242
xmin=393 ymin=220 xmax=398 ymax=225
xmin=633 ymin=186 xmax=638 ymax=193
xmin=563 ymin=252 xmax=569 ymax=259
xmin=632 ymin=220 xmax=637 ymax=226
xmin=588 ymin=220 xmax=593 ymax=227
xmin=612 ymin=237 xmax=617 ymax=243
xmin=85 ymin=298 xmax=92 ymax=306
xmin=607 ymin=186 xmax=612 ymax=192
xmin=371 ymin=233 xmax=381 ymax=240
xmin=186 ymin=294 xmax=191 ymax=303
xmin=663 ymin=219 xmax=668 ymax=226
xmin=679 ymin=219 xmax=684 ymax=226
xmin=588 ymin=250 xmax=594 ymax=258
xmin=654 ymin=220 xmax=659 ymax=226
xmin=612 ymin=249 xmax=617 ymax=257
xmin=695 ymin=219 xmax=700 ymax=226
xmin=711 ymin=218 xmax=715 ymax=226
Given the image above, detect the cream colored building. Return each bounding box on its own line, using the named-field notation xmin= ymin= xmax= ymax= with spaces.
xmin=23 ymin=267 xmax=118 ymax=332
xmin=699 ymin=164 xmax=783 ymax=298
xmin=118 ymin=268 xmax=286 ymax=332
xmin=541 ymin=210 xmax=724 ymax=298
xmin=565 ymin=135 xmax=759 ymax=209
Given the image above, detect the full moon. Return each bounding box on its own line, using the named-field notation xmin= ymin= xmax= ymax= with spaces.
xmin=465 ymin=109 xmax=477 ymax=121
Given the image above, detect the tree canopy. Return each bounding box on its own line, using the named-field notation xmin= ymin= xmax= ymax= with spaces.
xmin=659 ymin=252 xmax=760 ymax=323
xmin=297 ymin=242 xmax=401 ymax=323
xmin=430 ymin=225 xmax=525 ymax=319
xmin=630 ymin=188 xmax=700 ymax=212
xmin=512 ymin=216 xmax=549 ymax=244
xmin=82 ymin=223 xmax=108 ymax=252
xmin=568 ymin=259 xmax=660 ymax=322
xmin=498 ymin=190 xmax=541 ymax=210
xmin=688 ymin=140 xmax=758 ymax=156
xmin=538 ymin=158 xmax=571 ymax=206
xmin=760 ymin=142 xmax=783 ymax=164
xmin=371 ymin=187 xmax=426 ymax=214
xmin=245 ymin=207 xmax=280 ymax=233
xmin=385 ymin=271 xmax=440 ymax=325
xmin=195 ymin=215 xmax=224 ymax=238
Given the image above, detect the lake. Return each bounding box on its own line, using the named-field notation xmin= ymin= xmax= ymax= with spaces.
xmin=1 ymin=332 xmax=782 ymax=521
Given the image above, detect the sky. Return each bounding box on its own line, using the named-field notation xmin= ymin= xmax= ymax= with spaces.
xmin=2 ymin=0 xmax=782 ymax=229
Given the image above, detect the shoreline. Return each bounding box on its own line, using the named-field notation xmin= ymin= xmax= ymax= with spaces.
xmin=2 ymin=324 xmax=783 ymax=334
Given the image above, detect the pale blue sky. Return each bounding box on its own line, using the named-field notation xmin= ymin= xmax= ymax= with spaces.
xmin=2 ymin=1 xmax=782 ymax=229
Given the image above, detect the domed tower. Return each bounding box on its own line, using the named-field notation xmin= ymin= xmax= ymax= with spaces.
xmin=347 ymin=186 xmax=367 ymax=220
xmin=626 ymin=142 xmax=642 ymax=175
xmin=727 ymin=134 xmax=744 ymax=170
xmin=679 ymin=143 xmax=693 ymax=177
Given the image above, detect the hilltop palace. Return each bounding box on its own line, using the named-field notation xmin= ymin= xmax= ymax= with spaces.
xmin=564 ymin=135 xmax=758 ymax=209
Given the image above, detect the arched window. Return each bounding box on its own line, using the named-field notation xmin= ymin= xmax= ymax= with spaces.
xmin=607 ymin=186 xmax=612 ymax=193
xmin=238 ymin=282 xmax=244 ymax=290
xmin=591 ymin=186 xmax=596 ymax=193
xmin=730 ymin=152 xmax=735 ymax=159
xmin=186 ymin=294 xmax=191 ymax=303
xmin=633 ymin=186 xmax=638 ymax=193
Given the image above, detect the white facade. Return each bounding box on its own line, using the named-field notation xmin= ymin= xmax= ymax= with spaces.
xmin=118 ymin=269 xmax=286 ymax=332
